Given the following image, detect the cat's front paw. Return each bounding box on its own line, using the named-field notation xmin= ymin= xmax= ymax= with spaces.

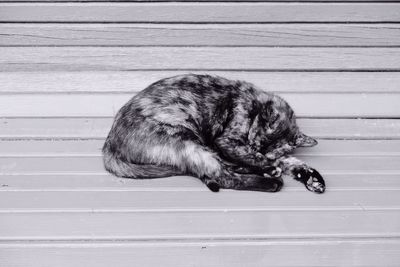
xmin=293 ymin=167 xmax=325 ymax=194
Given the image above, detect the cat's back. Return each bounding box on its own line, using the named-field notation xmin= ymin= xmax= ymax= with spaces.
xmin=109 ymin=74 xmax=262 ymax=144
xmin=124 ymin=74 xmax=251 ymax=123
xmin=138 ymin=74 xmax=239 ymax=101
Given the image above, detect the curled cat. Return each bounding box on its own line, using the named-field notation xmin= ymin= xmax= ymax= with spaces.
xmin=103 ymin=74 xmax=325 ymax=194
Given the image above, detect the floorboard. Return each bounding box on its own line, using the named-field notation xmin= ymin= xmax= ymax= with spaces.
xmin=2 ymin=47 xmax=400 ymax=71
xmin=1 ymin=239 xmax=400 ymax=267
xmin=1 ymin=190 xmax=399 ymax=211
xmin=1 ymin=93 xmax=399 ymax=117
xmin=1 ymin=3 xmax=399 ymax=23
xmin=1 ymin=210 xmax=399 ymax=240
xmin=1 ymin=24 xmax=400 ymax=46
xmin=2 ymin=72 xmax=399 ymax=93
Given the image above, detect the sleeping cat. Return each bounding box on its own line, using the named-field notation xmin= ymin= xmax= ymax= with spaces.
xmin=103 ymin=74 xmax=325 ymax=193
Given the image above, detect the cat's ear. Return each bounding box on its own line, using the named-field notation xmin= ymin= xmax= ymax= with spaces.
xmin=295 ymin=132 xmax=318 ymax=147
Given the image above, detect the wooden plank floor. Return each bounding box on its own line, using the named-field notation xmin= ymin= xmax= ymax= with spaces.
xmin=1 ymin=120 xmax=399 ymax=267
xmin=1 ymin=0 xmax=400 ymax=266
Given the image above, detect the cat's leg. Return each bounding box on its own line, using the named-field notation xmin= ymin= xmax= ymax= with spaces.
xmin=275 ymin=155 xmax=325 ymax=194
xmin=206 ymin=159 xmax=283 ymax=192
xmin=226 ymin=173 xmax=283 ymax=193
xmin=220 ymin=156 xmax=281 ymax=177
xmin=264 ymin=143 xmax=295 ymax=161
xmin=232 ymin=165 xmax=282 ymax=179
xmin=203 ymin=173 xmax=282 ymax=193
xmin=178 ymin=142 xmax=282 ymax=193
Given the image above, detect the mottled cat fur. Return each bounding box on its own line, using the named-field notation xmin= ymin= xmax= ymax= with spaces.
xmin=103 ymin=74 xmax=325 ymax=193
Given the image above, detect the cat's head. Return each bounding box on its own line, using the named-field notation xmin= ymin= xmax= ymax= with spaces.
xmin=249 ymin=94 xmax=317 ymax=153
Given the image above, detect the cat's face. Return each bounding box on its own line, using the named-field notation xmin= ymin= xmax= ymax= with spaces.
xmin=249 ymin=96 xmax=317 ymax=154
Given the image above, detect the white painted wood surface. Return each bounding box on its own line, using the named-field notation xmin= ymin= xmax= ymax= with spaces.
xmin=2 ymin=24 xmax=400 ymax=46
xmin=2 ymin=47 xmax=400 ymax=71
xmin=1 ymin=0 xmax=399 ymax=266
xmin=1 ymin=93 xmax=399 ymax=117
xmin=1 ymin=3 xmax=400 ymax=22
xmin=1 ymin=190 xmax=399 ymax=211
xmin=2 ymin=72 xmax=400 ymax=93
xmin=2 ymin=240 xmax=399 ymax=267
xmin=2 ymin=210 xmax=399 ymax=239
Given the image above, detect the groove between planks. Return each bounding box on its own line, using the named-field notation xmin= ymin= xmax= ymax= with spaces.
xmin=1 ymin=3 xmax=400 ymax=23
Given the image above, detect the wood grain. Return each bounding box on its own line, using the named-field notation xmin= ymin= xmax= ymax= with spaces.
xmin=1 ymin=210 xmax=399 ymax=240
xmin=2 ymin=24 xmax=400 ymax=46
xmin=0 ymin=93 xmax=398 ymax=117
xmin=1 ymin=240 xmax=399 ymax=267
xmin=2 ymin=71 xmax=400 ymax=93
xmin=1 ymin=3 xmax=399 ymax=23
xmin=2 ymin=47 xmax=400 ymax=71
xmin=1 ymin=118 xmax=399 ymax=139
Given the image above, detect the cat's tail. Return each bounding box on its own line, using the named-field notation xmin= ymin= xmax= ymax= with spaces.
xmin=102 ymin=148 xmax=184 ymax=179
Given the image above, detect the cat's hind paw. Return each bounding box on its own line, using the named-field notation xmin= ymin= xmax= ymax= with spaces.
xmin=270 ymin=167 xmax=282 ymax=178
xmin=293 ymin=167 xmax=325 ymax=194
xmin=263 ymin=166 xmax=282 ymax=178
xmin=205 ymin=181 xmax=220 ymax=192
